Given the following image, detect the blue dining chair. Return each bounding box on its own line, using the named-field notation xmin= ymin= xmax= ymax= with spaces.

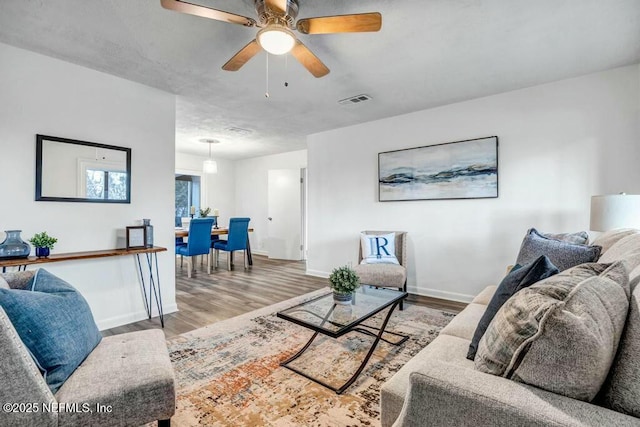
xmin=213 ymin=217 xmax=250 ymax=270
xmin=175 ymin=216 xmax=186 ymax=248
xmin=176 ymin=218 xmax=214 ymax=278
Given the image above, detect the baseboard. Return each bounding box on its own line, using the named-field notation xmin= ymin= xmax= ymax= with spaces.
xmin=97 ymin=303 xmax=179 ymax=331
xmin=251 ymin=249 xmax=268 ymax=256
xmin=306 ymin=269 xmax=330 ymax=278
xmin=406 ymin=286 xmax=474 ymax=304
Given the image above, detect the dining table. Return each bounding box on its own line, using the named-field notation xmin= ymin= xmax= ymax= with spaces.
xmin=174 ymin=227 xmax=254 ymax=265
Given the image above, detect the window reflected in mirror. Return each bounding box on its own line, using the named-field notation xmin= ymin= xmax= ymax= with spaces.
xmin=36 ymin=135 xmax=131 ymax=203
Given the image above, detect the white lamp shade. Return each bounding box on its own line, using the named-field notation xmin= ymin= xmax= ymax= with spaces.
xmin=203 ymin=159 xmax=218 ymax=174
xmin=590 ymin=194 xmax=640 ymax=231
xmin=257 ymin=27 xmax=295 ymax=55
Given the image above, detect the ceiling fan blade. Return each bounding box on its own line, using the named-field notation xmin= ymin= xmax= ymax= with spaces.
xmin=296 ymin=12 xmax=382 ymax=34
xmin=290 ymin=40 xmax=330 ymax=78
xmin=264 ymin=0 xmax=288 ymax=15
xmin=222 ymin=39 xmax=261 ymax=71
xmin=161 ymin=0 xmax=256 ymax=27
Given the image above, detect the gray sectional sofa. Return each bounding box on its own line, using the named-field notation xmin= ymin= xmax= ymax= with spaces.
xmin=381 ymin=229 xmax=640 ymax=427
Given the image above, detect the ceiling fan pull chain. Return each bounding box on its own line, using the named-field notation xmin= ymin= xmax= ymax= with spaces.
xmin=265 ymin=53 xmax=270 ymax=98
xmin=284 ymin=54 xmax=289 ymax=88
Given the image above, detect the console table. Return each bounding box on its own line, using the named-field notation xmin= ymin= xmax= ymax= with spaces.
xmin=0 ymin=246 xmax=168 ymax=327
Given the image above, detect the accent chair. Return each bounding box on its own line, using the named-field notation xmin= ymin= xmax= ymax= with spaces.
xmin=353 ymin=230 xmax=408 ymax=310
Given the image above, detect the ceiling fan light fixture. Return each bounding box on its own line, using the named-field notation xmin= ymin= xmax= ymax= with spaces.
xmin=257 ymin=25 xmax=295 ymax=55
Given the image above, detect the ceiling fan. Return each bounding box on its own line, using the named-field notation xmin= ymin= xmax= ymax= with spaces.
xmin=160 ymin=0 xmax=382 ymax=78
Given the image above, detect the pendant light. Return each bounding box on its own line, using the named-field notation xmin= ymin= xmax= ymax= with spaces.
xmin=201 ymin=139 xmax=218 ymax=174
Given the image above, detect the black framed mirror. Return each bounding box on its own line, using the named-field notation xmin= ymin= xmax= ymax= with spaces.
xmin=35 ymin=134 xmax=131 ymax=203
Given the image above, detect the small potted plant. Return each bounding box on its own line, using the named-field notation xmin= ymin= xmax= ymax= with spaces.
xmin=329 ymin=265 xmax=360 ymax=305
xmin=199 ymin=207 xmax=211 ymax=218
xmin=29 ymin=232 xmax=58 ymax=258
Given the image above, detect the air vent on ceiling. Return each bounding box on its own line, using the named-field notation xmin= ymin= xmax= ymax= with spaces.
xmin=225 ymin=127 xmax=253 ymax=136
xmin=338 ymin=94 xmax=373 ymax=106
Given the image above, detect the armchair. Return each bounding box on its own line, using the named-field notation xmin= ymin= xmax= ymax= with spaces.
xmin=0 ymin=271 xmax=175 ymax=426
xmin=353 ymin=231 xmax=408 ymax=310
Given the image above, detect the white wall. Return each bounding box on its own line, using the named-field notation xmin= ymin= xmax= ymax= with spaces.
xmin=0 ymin=42 xmax=177 ymax=329
xmin=308 ymin=65 xmax=640 ymax=302
xmin=235 ymin=150 xmax=307 ymax=255
xmin=175 ymin=152 xmax=236 ymax=225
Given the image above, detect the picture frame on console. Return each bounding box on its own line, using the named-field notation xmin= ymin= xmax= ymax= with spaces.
xmin=378 ymin=136 xmax=499 ymax=202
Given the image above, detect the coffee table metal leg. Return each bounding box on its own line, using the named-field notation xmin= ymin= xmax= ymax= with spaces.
xmin=280 ymin=300 xmax=404 ymax=395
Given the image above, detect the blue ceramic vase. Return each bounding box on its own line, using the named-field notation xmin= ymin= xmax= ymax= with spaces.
xmin=0 ymin=230 xmax=31 ymax=259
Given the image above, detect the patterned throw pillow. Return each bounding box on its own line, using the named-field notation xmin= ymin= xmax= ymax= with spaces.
xmin=0 ymin=269 xmax=102 ymax=393
xmin=360 ymin=232 xmax=399 ymax=264
xmin=516 ymin=228 xmax=601 ymax=271
xmin=543 ymin=230 xmax=589 ymax=245
xmin=475 ymin=261 xmax=630 ymax=401
xmin=466 ymin=255 xmax=559 ymax=360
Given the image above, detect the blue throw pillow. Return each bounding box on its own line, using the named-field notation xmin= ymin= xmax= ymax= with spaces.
xmin=515 ymin=228 xmax=601 ymax=271
xmin=466 ymin=255 xmax=559 ymax=360
xmin=0 ymin=269 xmax=102 ymax=393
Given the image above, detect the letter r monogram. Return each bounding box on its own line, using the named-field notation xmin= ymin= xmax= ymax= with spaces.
xmin=369 ymin=237 xmax=391 ymax=258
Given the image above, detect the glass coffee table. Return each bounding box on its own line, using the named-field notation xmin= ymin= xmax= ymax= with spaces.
xmin=277 ymin=286 xmax=408 ymax=394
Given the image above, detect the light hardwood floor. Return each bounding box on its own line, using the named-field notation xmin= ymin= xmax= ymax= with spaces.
xmin=103 ymin=254 xmax=466 ymax=339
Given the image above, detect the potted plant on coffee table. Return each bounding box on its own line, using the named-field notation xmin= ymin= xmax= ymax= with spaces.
xmin=329 ymin=265 xmax=360 ymax=305
xmin=29 ymin=231 xmax=58 ymax=258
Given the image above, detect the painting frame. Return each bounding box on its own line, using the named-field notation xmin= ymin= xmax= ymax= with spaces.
xmin=378 ymin=136 xmax=499 ymax=202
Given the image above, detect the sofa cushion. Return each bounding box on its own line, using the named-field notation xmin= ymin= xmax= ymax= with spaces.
xmin=380 ymin=334 xmax=472 ymax=427
xmin=475 ymin=261 xmax=629 ymax=401
xmin=592 ymin=228 xmax=640 ymax=254
xmin=0 ymin=269 xmax=102 ymax=393
xmin=360 ymin=232 xmax=399 ymax=264
xmin=600 ymin=277 xmax=640 ymax=416
xmin=599 ymin=234 xmax=640 ymax=264
xmin=515 ymin=228 xmax=601 ymax=271
xmin=352 ymin=263 xmax=406 ymax=287
xmin=470 ymin=285 xmax=497 ymax=305
xmin=1 ymin=271 xmax=36 ymax=290
xmin=466 ymin=256 xmax=559 ymax=360
xmin=55 ymin=329 xmax=175 ymax=426
xmin=440 ymin=303 xmax=486 ymax=340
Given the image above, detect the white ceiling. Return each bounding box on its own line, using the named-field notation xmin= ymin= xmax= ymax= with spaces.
xmin=1 ymin=0 xmax=639 ymax=160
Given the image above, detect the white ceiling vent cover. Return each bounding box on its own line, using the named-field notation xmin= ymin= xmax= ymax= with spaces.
xmin=338 ymin=94 xmax=373 ymax=106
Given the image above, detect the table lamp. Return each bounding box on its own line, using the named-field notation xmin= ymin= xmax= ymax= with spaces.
xmin=590 ymin=193 xmax=640 ymax=231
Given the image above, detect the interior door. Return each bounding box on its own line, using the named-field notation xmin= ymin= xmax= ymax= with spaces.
xmin=267 ymin=169 xmax=302 ymax=260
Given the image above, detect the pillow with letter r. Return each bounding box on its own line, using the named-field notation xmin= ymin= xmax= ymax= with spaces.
xmin=467 ymin=255 xmax=559 ymax=360
xmin=360 ymin=232 xmax=399 ymax=264
xmin=0 ymin=269 xmax=102 ymax=393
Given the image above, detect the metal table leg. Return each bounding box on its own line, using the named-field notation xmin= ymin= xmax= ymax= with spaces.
xmin=135 ymin=252 xmax=164 ymax=328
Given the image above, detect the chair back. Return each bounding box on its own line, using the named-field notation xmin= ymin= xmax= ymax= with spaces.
xmin=226 ymin=217 xmax=250 ymax=251
xmin=358 ymin=231 xmax=407 ymax=266
xmin=186 ymin=218 xmax=214 ymax=256
xmin=175 ymin=216 xmax=182 ymax=227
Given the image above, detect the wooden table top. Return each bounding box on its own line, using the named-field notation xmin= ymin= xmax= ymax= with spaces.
xmin=0 ymin=246 xmax=168 ymax=268
xmin=174 ymin=227 xmax=254 ymax=238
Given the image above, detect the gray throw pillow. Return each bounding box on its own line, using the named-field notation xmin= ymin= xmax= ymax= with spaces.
xmin=543 ymin=230 xmax=589 ymax=245
xmin=475 ymin=261 xmax=630 ymax=401
xmin=0 ymin=275 xmax=8 ymax=289
xmin=466 ymin=255 xmax=559 ymax=361
xmin=600 ymin=281 xmax=640 ymax=416
xmin=516 ymin=228 xmax=601 ymax=271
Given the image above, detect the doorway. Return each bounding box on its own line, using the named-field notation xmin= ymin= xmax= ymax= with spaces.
xmin=267 ymin=168 xmax=307 ymax=261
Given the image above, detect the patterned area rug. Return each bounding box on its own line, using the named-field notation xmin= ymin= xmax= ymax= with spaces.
xmin=168 ymin=289 xmax=455 ymax=426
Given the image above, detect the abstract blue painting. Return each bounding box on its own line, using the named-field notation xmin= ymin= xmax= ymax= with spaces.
xmin=378 ymin=136 xmax=498 ymax=201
